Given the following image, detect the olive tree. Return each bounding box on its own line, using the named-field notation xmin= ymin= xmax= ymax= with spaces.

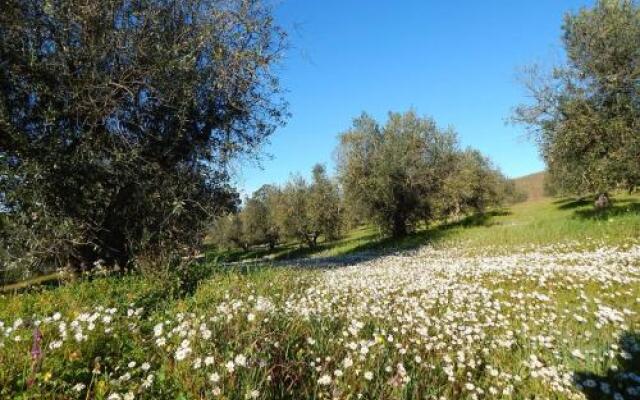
xmin=273 ymin=165 xmax=342 ymax=248
xmin=308 ymin=164 xmax=342 ymax=242
xmin=277 ymin=175 xmax=315 ymax=247
xmin=211 ymin=213 xmax=247 ymax=251
xmin=438 ymin=149 xmax=511 ymax=219
xmin=0 ymin=0 xmax=286 ymax=272
xmin=241 ymin=185 xmax=280 ymax=249
xmin=337 ymin=111 xmax=458 ymax=237
xmin=513 ymin=0 xmax=640 ymax=205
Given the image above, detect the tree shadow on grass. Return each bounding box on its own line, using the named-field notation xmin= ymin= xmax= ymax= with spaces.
xmin=552 ymin=195 xmax=640 ymax=220
xmin=556 ymin=197 xmax=593 ymax=210
xmin=203 ymin=243 xmax=296 ymax=263
xmin=573 ymin=202 xmax=640 ymax=220
xmin=265 ymin=210 xmax=510 ymax=269
xmin=206 ymin=208 xmax=511 ymax=269
xmin=553 ymin=197 xmax=575 ymax=205
xmin=574 ymin=332 xmax=640 ymax=399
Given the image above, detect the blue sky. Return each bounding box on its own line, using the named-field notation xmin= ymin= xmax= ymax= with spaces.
xmin=235 ymin=0 xmax=592 ymax=196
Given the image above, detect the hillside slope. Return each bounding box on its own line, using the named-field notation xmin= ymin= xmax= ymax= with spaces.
xmin=514 ymin=171 xmax=547 ymax=201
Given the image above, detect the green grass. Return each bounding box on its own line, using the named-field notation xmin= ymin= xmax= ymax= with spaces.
xmin=1 ymin=195 xmax=640 ymax=399
xmin=208 ymin=193 xmax=640 ymax=264
xmin=5 ymin=193 xmax=637 ymax=291
xmin=206 ymin=225 xmax=383 ymax=263
xmin=435 ymin=194 xmax=640 ymax=249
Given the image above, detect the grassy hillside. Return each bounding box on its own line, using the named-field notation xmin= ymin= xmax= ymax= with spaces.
xmin=513 ymin=171 xmax=547 ymax=201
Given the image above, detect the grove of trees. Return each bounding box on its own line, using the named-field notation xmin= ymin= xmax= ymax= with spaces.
xmin=11 ymin=0 xmax=626 ymax=271
xmin=337 ymin=111 xmax=520 ymax=237
xmin=212 ymin=164 xmax=343 ymax=250
xmin=212 ymin=110 xmax=523 ymax=252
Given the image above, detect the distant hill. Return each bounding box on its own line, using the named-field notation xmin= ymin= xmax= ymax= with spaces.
xmin=513 ymin=171 xmax=547 ymax=202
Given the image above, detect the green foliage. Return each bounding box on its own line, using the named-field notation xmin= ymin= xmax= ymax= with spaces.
xmin=307 ymin=164 xmax=342 ymax=242
xmin=210 ymin=165 xmax=342 ymax=251
xmin=437 ymin=149 xmax=520 ymax=218
xmin=277 ymin=175 xmax=315 ymax=245
xmin=210 ymin=213 xmax=248 ymax=251
xmin=337 ymin=110 xmax=511 ymax=237
xmin=275 ymin=165 xmax=342 ymax=248
xmin=207 ymin=192 xmax=640 ymax=265
xmin=337 ymin=111 xmax=451 ymax=236
xmin=241 ymin=185 xmax=281 ymax=249
xmin=513 ymin=0 xmax=640 ymax=197
xmin=0 ymin=0 xmax=286 ymax=273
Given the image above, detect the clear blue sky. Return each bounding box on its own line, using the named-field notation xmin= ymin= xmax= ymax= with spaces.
xmin=235 ymin=0 xmax=592 ymax=196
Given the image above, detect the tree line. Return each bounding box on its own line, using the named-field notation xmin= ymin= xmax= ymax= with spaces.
xmin=212 ymin=164 xmax=342 ymax=250
xmin=211 ymin=111 xmax=524 ymax=251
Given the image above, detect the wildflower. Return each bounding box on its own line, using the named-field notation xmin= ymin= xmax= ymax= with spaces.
xmin=318 ymin=374 xmax=332 ymax=385
xmin=234 ymin=354 xmax=247 ymax=367
xmin=141 ymin=374 xmax=154 ymax=389
xmin=175 ymin=347 xmax=190 ymax=361
xmin=571 ymin=349 xmax=585 ymax=360
xmin=72 ymin=383 xmax=86 ymax=392
xmin=226 ymin=360 xmax=235 ymax=373
xmin=118 ymin=372 xmax=131 ymax=382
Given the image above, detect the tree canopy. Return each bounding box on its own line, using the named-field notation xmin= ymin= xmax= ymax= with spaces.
xmin=513 ymin=0 xmax=640 ymax=198
xmin=0 ymin=0 xmax=287 ymax=272
xmin=210 ymin=164 xmax=343 ymax=251
xmin=337 ymin=111 xmax=515 ymax=237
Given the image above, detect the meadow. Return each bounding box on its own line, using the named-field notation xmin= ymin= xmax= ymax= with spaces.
xmin=2 ymin=195 xmax=640 ymax=399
